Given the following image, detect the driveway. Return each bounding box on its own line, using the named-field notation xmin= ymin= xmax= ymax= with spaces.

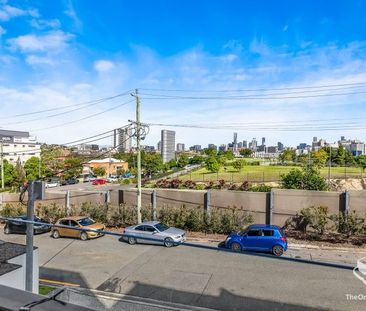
xmin=1 ymin=229 xmax=365 ymax=310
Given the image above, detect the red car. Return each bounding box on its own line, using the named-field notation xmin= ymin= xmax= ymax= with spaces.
xmin=92 ymin=179 xmax=107 ymax=185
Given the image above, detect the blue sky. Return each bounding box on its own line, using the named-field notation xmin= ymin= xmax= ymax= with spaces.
xmin=1 ymin=0 xmax=366 ymax=147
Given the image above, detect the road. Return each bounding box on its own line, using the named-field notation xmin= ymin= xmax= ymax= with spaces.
xmin=1 ymin=230 xmax=365 ymax=310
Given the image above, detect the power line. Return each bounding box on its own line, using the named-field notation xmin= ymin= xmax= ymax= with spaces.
xmin=29 ymin=99 xmax=134 ymax=132
xmin=139 ymin=90 xmax=366 ymax=100
xmin=0 ymin=90 xmax=133 ymax=120
xmin=140 ymin=81 xmax=366 ymax=93
xmin=2 ymin=92 xmax=131 ymax=126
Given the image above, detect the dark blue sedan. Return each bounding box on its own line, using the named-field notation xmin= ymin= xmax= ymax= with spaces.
xmin=224 ymin=224 xmax=287 ymax=256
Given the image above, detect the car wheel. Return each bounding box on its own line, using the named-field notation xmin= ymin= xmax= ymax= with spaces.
xmin=4 ymin=225 xmax=10 ymax=235
xmin=80 ymin=231 xmax=88 ymax=241
xmin=164 ymin=237 xmax=174 ymax=248
xmin=52 ymin=230 xmax=60 ymax=239
xmin=272 ymin=245 xmax=284 ymax=257
xmin=128 ymin=237 xmax=137 ymax=245
xmin=230 ymin=242 xmax=242 ymax=252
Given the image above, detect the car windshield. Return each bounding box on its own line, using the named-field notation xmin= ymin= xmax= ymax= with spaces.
xmin=154 ymin=223 xmax=169 ymax=232
xmin=77 ymin=218 xmax=95 ymax=226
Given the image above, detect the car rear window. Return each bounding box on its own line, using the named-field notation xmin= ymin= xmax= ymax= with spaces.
xmin=263 ymin=230 xmax=274 ymax=236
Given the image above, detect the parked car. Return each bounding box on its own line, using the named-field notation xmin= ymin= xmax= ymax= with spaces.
xmin=107 ymin=176 xmax=119 ymax=183
xmin=4 ymin=216 xmax=51 ymax=235
xmin=92 ymin=178 xmax=107 ymax=185
xmin=84 ymin=175 xmax=97 ymax=183
xmin=45 ymin=177 xmax=60 ymax=188
xmin=224 ymin=224 xmax=287 ymax=256
xmin=61 ymin=177 xmax=79 ymax=186
xmin=123 ymin=221 xmax=186 ymax=247
xmin=51 ymin=216 xmax=105 ymax=241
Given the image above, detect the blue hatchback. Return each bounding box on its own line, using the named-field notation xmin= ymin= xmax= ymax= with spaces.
xmin=224 ymin=224 xmax=288 ymax=256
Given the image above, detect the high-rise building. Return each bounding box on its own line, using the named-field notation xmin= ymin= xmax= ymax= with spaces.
xmin=161 ymin=130 xmax=176 ymax=163
xmin=277 ymin=142 xmax=284 ymax=151
xmin=313 ymin=137 xmax=318 ymax=143
xmin=208 ymin=144 xmax=217 ymax=150
xmin=157 ymin=141 xmax=161 ymax=153
xmin=233 ymin=132 xmax=238 ymax=152
xmin=118 ymin=127 xmax=132 ymax=152
xmin=189 ymin=145 xmax=202 ymax=152
xmin=218 ymin=144 xmax=227 ymax=152
xmin=243 ymin=140 xmax=247 ymax=148
xmin=261 ymin=137 xmax=266 ymax=146
xmin=176 ymin=143 xmax=185 ymax=152
xmin=250 ymin=138 xmax=257 ymax=151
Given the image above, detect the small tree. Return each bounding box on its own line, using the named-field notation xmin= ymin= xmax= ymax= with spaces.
xmin=232 ymin=160 xmax=244 ymax=171
xmin=281 ymin=164 xmax=328 ymax=191
xmin=239 ymin=148 xmax=253 ymax=157
xmin=205 ymin=157 xmax=220 ymax=173
xmin=93 ymin=167 xmax=106 ymax=177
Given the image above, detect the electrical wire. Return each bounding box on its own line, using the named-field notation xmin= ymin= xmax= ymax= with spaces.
xmin=2 ymin=92 xmax=131 ymax=126
xmin=140 ymin=81 xmax=366 ymax=93
xmin=29 ymin=99 xmax=134 ymax=132
xmin=0 ymin=89 xmax=133 ymax=120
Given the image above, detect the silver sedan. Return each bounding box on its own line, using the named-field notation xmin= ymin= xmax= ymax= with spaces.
xmin=122 ymin=221 xmax=186 ymax=247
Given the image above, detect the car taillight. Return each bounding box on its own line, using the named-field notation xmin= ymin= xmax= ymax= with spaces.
xmin=280 ymin=236 xmax=287 ymax=243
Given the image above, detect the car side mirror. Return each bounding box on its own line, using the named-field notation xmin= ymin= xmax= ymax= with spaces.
xmin=153 ymin=230 xmax=158 ymax=234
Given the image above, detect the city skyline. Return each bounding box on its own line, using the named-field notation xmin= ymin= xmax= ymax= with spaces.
xmin=1 ymin=1 xmax=366 ymax=147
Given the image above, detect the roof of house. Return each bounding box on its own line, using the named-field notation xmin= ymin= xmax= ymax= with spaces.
xmin=0 ymin=241 xmax=36 ymax=276
xmin=87 ymin=157 xmax=125 ymax=164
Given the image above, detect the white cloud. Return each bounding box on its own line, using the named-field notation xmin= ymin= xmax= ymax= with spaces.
xmin=26 ymin=55 xmax=54 ymax=65
xmin=7 ymin=30 xmax=73 ymax=52
xmin=94 ymin=60 xmax=115 ymax=72
xmin=30 ymin=18 xmax=61 ymax=30
xmin=0 ymin=25 xmax=5 ymax=35
xmin=64 ymin=0 xmax=83 ymax=32
xmin=0 ymin=3 xmax=37 ymax=21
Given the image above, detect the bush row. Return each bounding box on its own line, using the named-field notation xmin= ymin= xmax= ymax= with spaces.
xmin=287 ymin=205 xmax=366 ymax=236
xmin=153 ymin=179 xmax=272 ymax=192
xmin=0 ymin=202 xmax=254 ymax=234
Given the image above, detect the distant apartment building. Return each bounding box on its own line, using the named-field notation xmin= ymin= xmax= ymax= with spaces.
xmin=157 ymin=141 xmax=161 ymax=153
xmin=249 ymin=138 xmax=258 ymax=151
xmin=176 ymin=143 xmax=185 ymax=152
xmin=161 ymin=130 xmax=176 ymax=163
xmin=0 ymin=130 xmax=41 ymax=165
xmin=189 ymin=145 xmax=202 ymax=152
xmin=277 ymin=142 xmax=284 ymax=151
xmin=243 ymin=140 xmax=247 ymax=148
xmin=339 ymin=137 xmax=365 ymax=156
xmin=233 ymin=132 xmax=238 ymax=152
xmin=208 ymin=144 xmax=217 ymax=150
xmin=143 ymin=145 xmax=155 ymax=152
xmin=118 ymin=127 xmax=132 ymax=152
xmin=218 ymin=144 xmax=227 ymax=152
xmin=312 ymin=138 xmax=326 ymax=151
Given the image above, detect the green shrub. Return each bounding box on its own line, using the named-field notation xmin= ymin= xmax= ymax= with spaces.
xmin=330 ymin=211 xmax=366 ymax=236
xmin=300 ymin=206 xmax=329 ymax=235
xmin=249 ymin=184 xmax=272 ymax=192
xmin=36 ymin=203 xmax=66 ymax=223
xmin=80 ymin=202 xmax=108 ymax=224
xmin=0 ymin=203 xmax=26 ymax=217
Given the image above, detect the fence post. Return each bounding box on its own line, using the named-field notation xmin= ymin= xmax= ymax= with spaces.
xmin=204 ymin=189 xmax=211 ymax=217
xmin=105 ymin=190 xmax=111 ymax=205
xmin=344 ymin=190 xmax=350 ymax=215
xmin=266 ymin=189 xmax=274 ymax=225
xmin=151 ymin=190 xmax=157 ymax=220
xmin=118 ymin=190 xmax=125 ymax=205
xmin=65 ymin=190 xmax=70 ymax=216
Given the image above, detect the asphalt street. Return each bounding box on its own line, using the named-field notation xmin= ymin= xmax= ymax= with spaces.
xmin=1 ymin=230 xmax=366 ymax=310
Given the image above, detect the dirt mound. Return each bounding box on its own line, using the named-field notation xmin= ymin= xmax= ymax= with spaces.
xmin=330 ymin=178 xmax=366 ymax=192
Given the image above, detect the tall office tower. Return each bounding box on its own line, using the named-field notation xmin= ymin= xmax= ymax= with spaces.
xmin=161 ymin=130 xmax=176 ymax=163
xmin=176 ymin=143 xmax=185 ymax=152
xmin=277 ymin=142 xmax=284 ymax=151
xmin=243 ymin=140 xmax=247 ymax=148
xmin=157 ymin=141 xmax=161 ymax=152
xmin=233 ymin=132 xmax=238 ymax=151
xmin=262 ymin=137 xmax=266 ymax=145
xmin=313 ymin=137 xmax=317 ymax=143
xmin=113 ymin=129 xmax=117 ymax=148
xmin=118 ymin=127 xmax=132 ymax=152
xmin=251 ymin=138 xmax=258 ymax=151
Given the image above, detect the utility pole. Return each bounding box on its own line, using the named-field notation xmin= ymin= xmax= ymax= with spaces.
xmin=25 ymin=181 xmax=35 ymax=292
xmin=328 ymin=146 xmax=332 ymax=186
xmin=0 ymin=140 xmax=4 ymax=189
xmin=135 ymin=89 xmax=142 ymax=224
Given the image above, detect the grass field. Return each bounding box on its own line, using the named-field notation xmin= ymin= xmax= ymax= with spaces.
xmin=179 ymin=165 xmax=364 ymax=183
